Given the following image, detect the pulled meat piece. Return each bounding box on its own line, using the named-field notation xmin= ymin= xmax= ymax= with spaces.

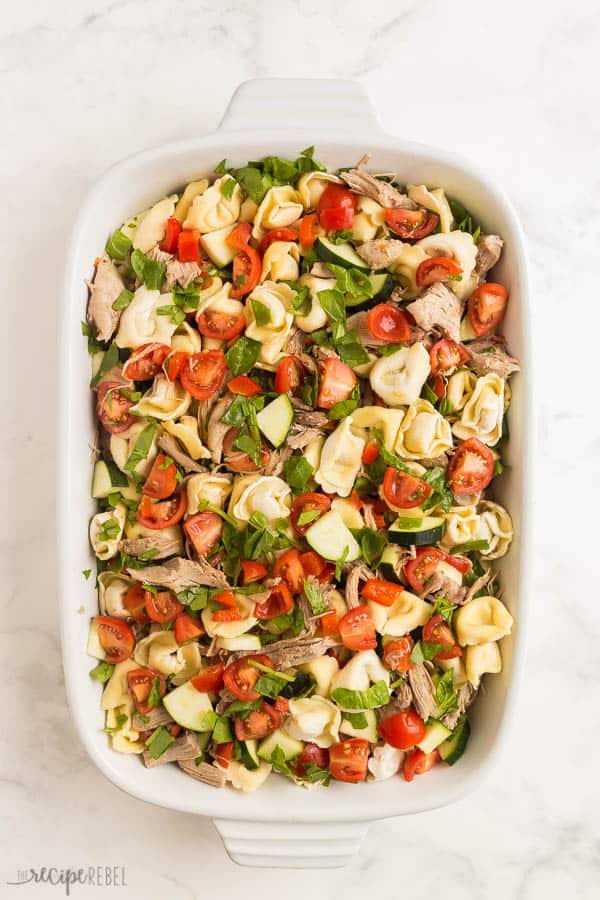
xmin=263 ymin=444 xmax=293 ymax=477
xmin=345 ymin=561 xmax=376 ymax=609
xmin=86 ymin=257 xmax=125 ymax=342
xmin=466 ymin=336 xmax=520 ymax=380
xmin=132 ymin=706 xmax=173 ymax=731
xmin=376 ymin=681 xmax=412 ymax=720
xmin=287 ymin=425 xmax=326 ymax=450
xmin=120 ymin=533 xmax=183 ymax=561
xmin=474 ymin=234 xmax=503 ymax=281
xmin=128 ymin=556 xmax=228 ymax=591
xmin=286 ymin=326 xmax=307 ymax=357
xmin=290 ymin=398 xmax=332 ymax=431
xmin=423 ymin=571 xmax=468 ymax=605
xmin=146 ymin=245 xmax=204 ymax=290
xmin=356 ymin=239 xmax=408 ymax=271
xmin=408 ymin=665 xmax=437 ymax=721
xmin=207 ymin=397 xmax=233 ymax=464
xmin=231 ymin=636 xmax=341 ymax=670
xmin=178 ymin=759 xmax=227 ymax=787
xmin=442 ymin=684 xmax=477 ymax=730
xmin=157 ymin=432 xmax=207 ymax=474
xmin=340 ymin=160 xmax=417 ymax=210
xmin=405 ymin=282 xmax=462 ymax=343
xmin=464 ymin=568 xmax=493 ymax=603
xmin=346 ymin=311 xmax=387 ymax=348
xmin=143 ymin=731 xmax=201 ymax=768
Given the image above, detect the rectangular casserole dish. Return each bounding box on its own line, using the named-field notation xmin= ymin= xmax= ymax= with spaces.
xmin=59 ymin=78 xmax=532 ymax=868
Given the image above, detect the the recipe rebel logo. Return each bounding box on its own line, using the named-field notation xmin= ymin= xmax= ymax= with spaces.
xmin=6 ymin=866 xmax=127 ymax=895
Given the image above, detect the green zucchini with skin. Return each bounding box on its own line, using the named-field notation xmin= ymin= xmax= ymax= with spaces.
xmin=315 ymin=237 xmax=370 ymax=272
xmin=388 ymin=516 xmax=445 ymax=547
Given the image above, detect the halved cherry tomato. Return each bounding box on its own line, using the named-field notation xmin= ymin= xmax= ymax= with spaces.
xmin=274 ymin=356 xmax=304 ymax=394
xmin=232 ymin=246 xmax=261 ymax=299
xmin=290 ymin=493 xmax=331 ymax=536
xmin=227 ymin=222 xmax=253 ymax=251
xmin=294 ymin=742 xmax=329 ymax=777
xmin=124 ymin=584 xmax=150 ymax=624
xmin=404 ymin=547 xmax=445 ymax=593
xmin=254 ymin=583 xmax=293 ymax=620
xmin=403 ymin=748 xmax=439 ymax=782
xmin=384 ymin=207 xmax=439 ymax=240
xmin=174 ymin=612 xmax=205 ymax=643
xmin=166 ymin=351 xmax=189 ymax=382
xmin=177 ymin=229 xmax=201 ymax=263
xmin=95 ymin=616 xmax=135 ymax=663
xmin=447 ymin=437 xmax=495 ymax=495
xmin=329 ymin=738 xmax=369 ymax=783
xmin=223 ymin=654 xmax=273 ymax=702
xmin=361 ymin=578 xmax=404 ymax=607
xmin=234 ymin=701 xmax=282 ymax=741
xmin=430 ymin=374 xmax=446 ymax=399
xmin=339 ymin=605 xmax=377 ymax=651
xmin=213 ymin=590 xmax=237 ymax=608
xmin=222 ymin=427 xmax=271 ymax=472
xmin=180 ymin=350 xmax=226 ymax=400
xmin=429 ymin=339 xmax=470 ymax=375
xmin=362 ymin=441 xmax=380 ymax=465
xmin=196 ymin=307 xmax=246 ymax=341
xmin=227 ymin=374 xmax=262 ymax=396
xmin=136 ymin=492 xmax=187 ymax=530
xmin=273 ymin=549 xmax=305 ymax=594
xmin=183 ymin=511 xmax=223 ymax=558
xmin=317 ymin=185 xmax=356 ymax=231
xmin=367 ymin=304 xmax=412 ymax=342
xmin=212 ymin=607 xmax=242 ymax=622
xmin=416 ymin=256 xmax=463 ymax=288
xmin=215 ymin=741 xmax=234 ymax=767
xmin=382 ymin=467 xmax=433 ymax=510
xmin=383 ymin=636 xmax=414 ymax=673
xmin=160 ymin=217 xmax=182 ymax=253
xmin=378 ymin=709 xmax=426 ymax=750
xmin=127 ymin=668 xmax=166 ymax=715
xmin=300 ymin=213 xmax=319 ymax=248
xmin=259 ymin=228 xmax=299 ymax=254
xmin=320 ymin=610 xmax=339 ymax=637
xmin=146 ymin=590 xmax=183 ymax=624
xmin=299 ymin=551 xmax=327 ymax=578
xmin=191 ymin=661 xmax=225 ymax=693
xmin=240 ymin=560 xmax=268 ymax=585
xmin=122 ymin=343 xmax=171 ymax=381
xmin=468 ymin=283 xmax=508 ymax=336
xmin=422 ymin=613 xmax=461 ymax=660
xmin=274 ymin=695 xmax=290 ymax=715
xmin=96 ymin=382 xmax=136 ymax=434
xmin=142 ymin=453 xmax=178 ymax=500
xmin=316 ymin=357 xmax=357 ymax=409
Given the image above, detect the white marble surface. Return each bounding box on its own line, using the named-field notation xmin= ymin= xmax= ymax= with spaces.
xmin=2 ymin=0 xmax=600 ymax=896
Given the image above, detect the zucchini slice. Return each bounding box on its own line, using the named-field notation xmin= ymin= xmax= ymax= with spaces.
xmin=238 ymin=739 xmax=260 ymax=771
xmin=315 ymin=237 xmax=370 ymax=272
xmin=378 ymin=544 xmax=405 ymax=583
xmin=417 ymin=719 xmax=452 ymax=754
xmin=369 ymin=272 xmax=395 ymax=301
xmin=438 ymin=715 xmax=471 ymax=765
xmin=258 ymin=728 xmax=303 ymax=762
xmin=388 ymin=516 xmax=445 ymax=547
xmin=256 ymin=394 xmax=294 ymax=448
xmin=92 ymin=460 xmax=129 ymax=498
xmin=305 ymin=510 xmax=361 ymax=562
xmin=162 ymin=681 xmax=215 ymax=732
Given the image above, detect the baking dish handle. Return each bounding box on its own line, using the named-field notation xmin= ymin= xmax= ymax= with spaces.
xmin=219 ymin=77 xmax=383 ymax=134
xmin=213 ymin=817 xmax=369 ymax=868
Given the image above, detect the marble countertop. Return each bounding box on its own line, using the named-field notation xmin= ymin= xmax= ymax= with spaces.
xmin=2 ymin=0 xmax=599 ymax=896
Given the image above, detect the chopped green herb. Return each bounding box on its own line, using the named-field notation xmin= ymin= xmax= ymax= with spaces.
xmin=435 ymin=669 xmax=457 ymax=716
xmin=105 ymin=229 xmax=132 ymax=261
xmin=147 ymin=676 xmax=163 ymax=710
xmin=283 ymin=456 xmax=313 ymax=492
xmin=220 ymin=177 xmax=236 ymax=200
xmin=331 ymin=680 xmax=390 ymax=710
xmin=226 ymin=335 xmax=262 ymax=376
xmin=112 ymin=288 xmax=134 ymax=311
xmin=251 ymin=298 xmax=272 ymax=326
xmin=103 ymin=712 xmax=128 ymax=734
xmin=327 ymin=383 xmax=360 ymax=420
xmin=89 ymin=661 xmax=115 ymax=683
xmin=432 ymin=597 xmax=457 ymax=624
xmin=145 ymin=726 xmax=176 ymax=760
xmin=343 ymin=711 xmax=369 ymax=729
xmin=335 ymin=545 xmax=350 ymax=580
xmin=303 ymin=577 xmax=329 ymax=616
xmin=82 ymin=569 xmax=92 ymax=581
xmin=410 ymin=641 xmax=447 ymax=665
xmin=124 ymin=421 xmax=157 ymax=474
xmin=90 ymin=341 xmax=119 ymax=387
xmin=450 ymin=539 xmax=490 ymax=554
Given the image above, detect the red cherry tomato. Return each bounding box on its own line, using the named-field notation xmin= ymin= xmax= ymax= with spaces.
xmin=222 ymin=427 xmax=271 ymax=472
xmin=240 ymin=560 xmax=268 ymax=585
xmin=177 ymin=229 xmax=201 ymax=263
xmin=191 ymin=662 xmax=225 ymax=693
xmin=299 ymin=551 xmax=327 ymax=578
xmin=430 ymin=374 xmax=446 ymax=400
xmin=232 ymin=247 xmax=261 ymax=299
xmin=382 ymin=467 xmax=433 ymax=510
xmin=183 ymin=511 xmax=223 ymax=558
xmin=403 ymin=748 xmax=439 ymax=782
xmin=173 ymin=612 xmax=205 ymax=644
xmin=317 ymin=185 xmax=357 ymax=232
xmin=223 ymin=654 xmax=273 ymax=702
xmin=422 ymin=613 xmax=461 ymax=660
xmin=95 ymin=616 xmax=135 ymax=663
xmin=215 ymin=741 xmax=234 ymax=767
xmin=404 ymin=547 xmax=445 ymax=593
xmin=146 ymin=590 xmax=183 ymax=624
xmin=429 ymin=339 xmax=471 ymax=375
xmin=329 ymin=739 xmax=369 ymax=783
xmin=212 ymin=607 xmax=242 ymax=622
xmin=127 ymin=668 xmax=166 ymax=715
xmin=316 ymin=357 xmax=357 ymax=409
xmin=384 ymin=207 xmax=439 ymax=240
xmin=226 ymin=222 xmax=252 ymax=252
xmin=274 ymin=356 xmax=305 ymax=394
xmin=122 ymin=343 xmax=171 ymax=381
xmin=319 ymin=206 xmax=355 ymax=230
xmin=378 ymin=709 xmax=426 ymax=750
xmin=159 ymin=217 xmax=182 ymax=253
xmin=468 ymin=282 xmax=508 ymax=336
xmin=367 ymin=304 xmax=412 ymax=342
xmin=300 ymin=213 xmax=319 ymax=248
xmin=294 ymin=742 xmax=329 ymax=777
xmin=234 ymin=701 xmax=282 ymax=741
xmin=142 ymin=453 xmax=178 ymax=500
xmin=136 ymin=492 xmax=187 ymax=530
xmin=273 ymin=549 xmax=305 ymax=594
xmin=180 ymin=350 xmax=226 ymax=400
xmin=338 ymin=605 xmax=377 ymax=651
xmin=447 ymin=437 xmax=495 ymax=495
xmin=259 ymin=228 xmax=298 ymax=255
xmin=319 ymin=610 xmax=339 ymax=636
xmin=166 ymin=351 xmax=189 ymax=382
xmin=96 ymin=381 xmax=136 ymax=434
xmin=124 ymin=584 xmax=150 ymax=624
xmin=196 ymin=308 xmax=246 ymax=341
xmin=360 ymin=578 xmax=404 ymax=607
xmin=290 ymin=493 xmax=331 ymax=536
xmin=227 ymin=374 xmax=262 ymax=396
xmin=383 ymin=636 xmax=414 ymax=673
xmin=416 ymin=256 xmax=463 ymax=288
xmin=254 ymin=583 xmax=293 ymax=620
xmin=362 ymin=441 xmax=380 ymax=465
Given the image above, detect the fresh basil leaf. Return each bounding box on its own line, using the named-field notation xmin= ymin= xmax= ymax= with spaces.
xmin=327 ymin=264 xmax=374 ymax=306
xmin=335 ymin=545 xmax=350 ymax=581
xmin=327 ymin=383 xmax=360 ymax=420
xmin=112 ymin=288 xmax=134 ymax=311
xmin=156 ymin=304 xmax=186 ymax=325
xmin=222 ymin=697 xmax=263 ymax=718
xmin=334 ymin=331 xmax=370 ymax=367
xmin=355 ymin=527 xmax=387 ymax=566
xmin=145 ymin=726 xmax=176 ymax=759
xmin=263 ymin=155 xmax=298 ymax=184
xmin=421 ymin=381 xmax=439 ymax=405
xmin=97 ymin=517 xmax=120 ymax=542
xmin=90 ymin=341 xmax=119 ymax=387
xmin=254 ymin=674 xmax=286 ymax=699
xmin=220 ymin=177 xmax=236 ymax=200
xmin=103 ymin=712 xmax=128 ymax=733
xmin=82 ymin=568 xmax=92 ymax=580
xmin=298 ymin=373 xmax=318 ymax=407
xmin=409 ymin=641 xmax=448 ymax=665
xmin=435 ymin=669 xmax=457 ymax=716
xmin=297 ymin=508 xmax=321 ymax=527
xmin=317 ymin=288 xmax=346 ymax=323
xmin=303 ymin=578 xmax=329 ymax=616
xmin=432 ymin=597 xmax=456 ymax=624
xmin=302 ymin=763 xmax=331 ymax=785
xmin=343 ymin=711 xmax=368 ymax=729
xmin=279 ymin=671 xmax=316 ymax=700
xmin=283 ymin=281 xmax=312 ymax=316
xmin=283 ymin=456 xmax=313 ymax=492
xmin=105 ymin=229 xmax=132 ymax=261
xmin=234 ymin=166 xmax=272 ymax=205
xmin=450 ymin=539 xmax=489 ymax=554
xmin=89 ymin=661 xmax=115 ymax=683
xmin=124 ymin=421 xmax=157 ymax=473
xmin=270 ymin=745 xmax=296 ymax=778
xmin=328 ymin=230 xmax=354 ymax=245
xmin=212 ymin=715 xmax=233 ymax=744
xmin=251 ymin=298 xmax=272 ymax=326
xmin=226 ymin=336 xmax=261 ymax=376
xmin=331 ymin=680 xmax=390 ymax=710
xmin=146 ymin=676 xmax=163 ymax=710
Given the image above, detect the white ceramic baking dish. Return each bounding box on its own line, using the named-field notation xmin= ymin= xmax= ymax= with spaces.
xmin=59 ymin=78 xmax=532 ymax=869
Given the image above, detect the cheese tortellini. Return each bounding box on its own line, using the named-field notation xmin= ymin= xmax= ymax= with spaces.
xmin=350 ymin=406 xmax=404 ymax=451
xmin=454 ymin=596 xmax=514 ymax=646
xmin=394 ymin=399 xmax=453 ymax=460
xmin=107 ymin=706 xmax=144 ymax=754
xmin=183 ymin=176 xmax=241 ymax=233
xmin=245 ymin=281 xmax=295 ymax=365
xmin=226 ymin=760 xmax=272 ymax=793
xmin=452 ymin=374 xmax=504 ymax=446
xmin=330 ymin=650 xmax=390 ymax=701
xmin=388 ymin=243 xmax=429 ymax=298
xmin=368 ymin=743 xmax=404 ymax=781
xmin=297 ymin=656 xmax=339 ymax=698
xmin=314 ymin=416 xmax=365 ymax=497
xmin=418 ymin=231 xmax=478 ymax=300
xmin=407 ymin=184 xmax=454 ymax=233
xmin=231 ymin=475 xmax=291 ymax=523
xmin=132 ymin=195 xmax=177 ymax=252
xmin=98 ymin=571 xmax=135 ymax=618
xmin=163 ymin=415 xmax=210 ymax=459
xmin=131 ymin=375 xmax=191 ymax=421
xmin=297 ymin=171 xmax=342 ymax=209
xmin=186 ymin=472 xmax=233 ymax=515
xmin=284 ymin=696 xmax=341 ymax=748
xmin=477 ymin=501 xmax=513 ymax=559
xmin=170 ymin=322 xmax=203 ymax=355
xmin=115 ymin=286 xmax=178 ymax=349
xmin=134 ymin=631 xmax=186 ymax=676
xmin=110 ymin=420 xmax=158 ymax=478
xmin=170 ymin=642 xmax=203 ymax=686
xmin=89 ymin=504 xmax=126 ymax=560
xmin=368 ymin=591 xmax=431 ymax=636
xmin=446 ymin=369 xmax=477 ymax=412
xmin=101 ymin=659 xmax=139 ymax=711
xmin=260 ymin=241 xmax=300 ymax=283
xmin=252 ymin=186 xmax=303 ymax=239
xmin=441 ymin=505 xmax=480 ymax=551
xmin=369 ymin=343 xmax=431 ymax=407
xmin=465 ymin=641 xmax=502 ymax=688
xmin=351 ymin=196 xmax=386 ymax=242
xmin=294 ymin=274 xmax=335 ymax=332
